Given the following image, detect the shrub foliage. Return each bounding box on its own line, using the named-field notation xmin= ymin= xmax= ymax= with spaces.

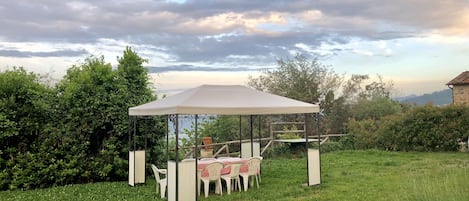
xmin=0 ymin=47 xmax=162 ymax=190
xmin=377 ymin=105 xmax=469 ymax=151
xmin=348 ymin=104 xmax=469 ymax=152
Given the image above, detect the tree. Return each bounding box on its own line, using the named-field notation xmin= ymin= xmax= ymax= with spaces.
xmin=117 ymin=46 xmax=154 ymax=103
xmin=116 ymin=47 xmax=164 ymax=167
xmin=52 ymin=48 xmax=158 ymax=183
xmin=0 ymin=48 xmax=162 ymax=190
xmin=0 ymin=67 xmax=53 ymax=150
xmin=249 ymin=54 xmax=342 ymax=105
xmin=248 ymin=54 xmax=343 ymax=132
xmin=0 ymin=67 xmax=55 ymax=189
xmin=350 ymin=75 xmax=401 ymax=120
xmin=342 ymin=74 xmax=369 ymax=102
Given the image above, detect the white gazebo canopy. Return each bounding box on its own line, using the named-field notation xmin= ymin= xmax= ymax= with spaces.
xmin=128 ymin=84 xmax=319 ymax=116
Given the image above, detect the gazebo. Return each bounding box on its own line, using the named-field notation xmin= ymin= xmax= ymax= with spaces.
xmin=128 ymin=85 xmax=321 ymax=201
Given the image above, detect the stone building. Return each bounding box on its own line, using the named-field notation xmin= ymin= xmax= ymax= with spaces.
xmin=446 ymin=71 xmax=469 ymax=105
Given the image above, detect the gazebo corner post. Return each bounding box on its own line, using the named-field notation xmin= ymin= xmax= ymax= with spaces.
xmin=194 ymin=114 xmax=199 ymax=201
xmin=258 ymin=116 xmax=262 ymax=156
xmin=166 ymin=115 xmax=169 ymax=165
xmin=250 ymin=115 xmax=254 ymax=157
xmin=317 ymin=112 xmax=322 ymax=185
xmin=315 ymin=112 xmax=321 ymax=154
xmin=304 ymin=113 xmax=310 ymax=186
xmin=133 ymin=116 xmax=137 ymax=186
xmin=239 ymin=115 xmax=242 ymax=158
xmin=128 ymin=116 xmax=132 ymax=155
xmin=127 ymin=116 xmax=133 ymax=186
xmin=175 ymin=114 xmax=179 ymax=201
xmin=144 ymin=117 xmax=147 ymax=184
xmin=305 ymin=112 xmax=321 ymax=186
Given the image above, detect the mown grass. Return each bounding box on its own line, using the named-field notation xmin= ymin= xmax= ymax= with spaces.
xmin=1 ymin=150 xmax=468 ymax=201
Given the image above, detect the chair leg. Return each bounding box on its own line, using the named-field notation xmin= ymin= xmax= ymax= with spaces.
xmin=226 ymin=178 xmax=231 ymax=195
xmin=204 ymin=181 xmax=209 ymax=198
xmin=215 ymin=181 xmax=220 ymax=194
xmin=155 ymin=183 xmax=159 ymax=195
xmin=160 ymin=184 xmax=166 ymax=199
xmin=225 ymin=178 xmax=231 ymax=195
xmin=236 ymin=178 xmax=241 ymax=192
xmin=218 ymin=180 xmax=223 ymax=196
xmin=242 ymin=175 xmax=249 ymax=191
xmin=255 ymin=175 xmax=259 ymax=188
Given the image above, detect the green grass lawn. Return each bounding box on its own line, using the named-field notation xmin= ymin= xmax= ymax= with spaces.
xmin=1 ymin=150 xmax=468 ymax=201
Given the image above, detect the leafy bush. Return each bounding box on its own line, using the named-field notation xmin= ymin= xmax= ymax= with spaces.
xmin=319 ymin=141 xmax=344 ymax=153
xmin=377 ymin=105 xmax=469 ymax=151
xmin=347 ymin=104 xmax=469 ymax=152
xmin=347 ymin=118 xmax=380 ymax=149
xmin=0 ymin=48 xmax=164 ymax=190
xmin=263 ymin=143 xmax=292 ymax=158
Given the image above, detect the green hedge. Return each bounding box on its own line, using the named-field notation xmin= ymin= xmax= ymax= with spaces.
xmin=377 ymin=105 xmax=469 ymax=151
xmin=348 ymin=104 xmax=469 ymax=152
xmin=0 ymin=48 xmax=165 ymax=190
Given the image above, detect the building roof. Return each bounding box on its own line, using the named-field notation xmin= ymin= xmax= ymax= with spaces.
xmin=447 ymin=71 xmax=469 ymax=85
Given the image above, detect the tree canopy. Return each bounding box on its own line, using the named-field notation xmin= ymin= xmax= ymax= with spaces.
xmin=0 ymin=47 xmax=161 ymax=190
xmin=248 ymin=54 xmax=400 ymax=133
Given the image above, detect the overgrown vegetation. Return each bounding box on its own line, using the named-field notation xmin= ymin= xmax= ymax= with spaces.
xmin=377 ymin=104 xmax=469 ymax=151
xmin=0 ymin=47 xmax=164 ymax=190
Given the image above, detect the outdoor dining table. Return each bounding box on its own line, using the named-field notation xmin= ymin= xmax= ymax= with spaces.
xmin=197 ymin=157 xmax=248 ymax=177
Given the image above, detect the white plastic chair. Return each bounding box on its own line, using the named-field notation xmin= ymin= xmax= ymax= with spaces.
xmin=199 ymin=158 xmax=216 ymax=161
xmin=182 ymin=158 xmax=196 ymax=162
xmin=221 ymin=163 xmax=242 ymax=195
xmin=254 ymin=156 xmax=263 ymax=183
xmin=151 ymin=164 xmax=167 ymax=199
xmin=198 ymin=161 xmax=224 ymax=198
xmin=239 ymin=157 xmax=261 ymax=191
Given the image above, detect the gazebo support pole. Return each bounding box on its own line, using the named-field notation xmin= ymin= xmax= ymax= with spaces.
xmin=317 ymin=113 xmax=322 ymax=184
xmin=194 ymin=115 xmax=199 ymax=201
xmin=144 ymin=118 xmax=147 ymax=184
xmin=175 ymin=114 xmax=179 ymax=201
xmin=305 ymin=113 xmax=310 ymax=186
xmin=133 ymin=117 xmax=137 ymax=185
xmin=258 ymin=116 xmax=261 ymax=155
xmin=128 ymin=116 xmax=133 ymax=185
xmin=250 ymin=115 xmax=254 ymax=157
xmin=239 ymin=116 xmax=242 ymax=158
xmin=166 ymin=115 xmax=169 ymax=165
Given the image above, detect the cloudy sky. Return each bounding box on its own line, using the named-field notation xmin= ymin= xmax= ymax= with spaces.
xmin=1 ymin=0 xmax=468 ymax=96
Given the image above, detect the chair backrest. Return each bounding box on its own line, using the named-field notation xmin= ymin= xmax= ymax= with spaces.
xmin=246 ymin=157 xmax=261 ymax=175
xmin=226 ymin=163 xmax=241 ymax=177
xmin=200 ymin=158 xmax=216 ymax=161
xmin=203 ymin=162 xmax=224 ymax=180
xmin=182 ymin=158 xmax=196 ymax=162
xmin=151 ymin=164 xmax=162 ymax=182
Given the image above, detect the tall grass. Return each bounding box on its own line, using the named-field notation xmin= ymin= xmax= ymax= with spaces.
xmin=0 ymin=151 xmax=467 ymax=201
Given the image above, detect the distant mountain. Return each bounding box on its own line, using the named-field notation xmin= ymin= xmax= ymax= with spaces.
xmin=398 ymin=89 xmax=452 ymax=106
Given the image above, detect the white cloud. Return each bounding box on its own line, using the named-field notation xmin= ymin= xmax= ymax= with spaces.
xmin=226 ymin=54 xmax=255 ymax=60
xmin=352 ymin=49 xmax=374 ymax=56
xmin=66 ymin=1 xmax=97 ymax=11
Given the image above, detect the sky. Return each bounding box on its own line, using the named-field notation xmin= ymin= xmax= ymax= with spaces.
xmin=1 ymin=0 xmax=468 ymax=97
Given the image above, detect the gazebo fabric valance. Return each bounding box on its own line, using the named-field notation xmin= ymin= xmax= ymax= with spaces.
xmin=128 ymin=85 xmax=319 ymax=116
